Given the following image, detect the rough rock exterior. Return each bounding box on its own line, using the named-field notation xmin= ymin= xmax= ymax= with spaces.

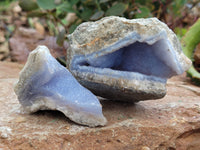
xmin=67 ymin=16 xmax=191 ymax=102
xmin=1 ymin=61 xmax=200 ymax=149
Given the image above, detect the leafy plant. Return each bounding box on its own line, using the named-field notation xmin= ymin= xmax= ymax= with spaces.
xmin=182 ymin=18 xmax=200 ymax=84
xmin=18 ymin=0 xmax=190 ymax=45
xmin=0 ymin=0 xmax=14 ymax=12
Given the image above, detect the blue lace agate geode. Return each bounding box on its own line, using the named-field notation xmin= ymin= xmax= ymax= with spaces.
xmin=67 ymin=16 xmax=191 ymax=102
xmin=14 ymin=46 xmax=107 ymax=127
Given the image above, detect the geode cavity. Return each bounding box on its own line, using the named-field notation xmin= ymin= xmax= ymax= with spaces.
xmin=67 ymin=16 xmax=191 ymax=102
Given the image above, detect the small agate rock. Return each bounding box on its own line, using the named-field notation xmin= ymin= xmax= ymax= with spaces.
xmin=67 ymin=16 xmax=191 ymax=102
xmin=14 ymin=46 xmax=107 ymax=127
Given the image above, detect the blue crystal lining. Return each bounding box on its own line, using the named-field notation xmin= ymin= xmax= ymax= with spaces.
xmin=71 ymin=31 xmax=183 ymax=83
xmin=19 ymin=49 xmax=103 ymax=115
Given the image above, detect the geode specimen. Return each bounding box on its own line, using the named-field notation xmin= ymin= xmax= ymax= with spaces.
xmin=14 ymin=46 xmax=107 ymax=127
xmin=67 ymin=16 xmax=191 ymax=102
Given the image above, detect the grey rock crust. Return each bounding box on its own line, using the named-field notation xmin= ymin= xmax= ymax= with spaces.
xmin=67 ymin=16 xmax=191 ymax=102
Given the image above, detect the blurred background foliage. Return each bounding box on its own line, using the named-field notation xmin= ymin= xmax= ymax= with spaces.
xmin=17 ymin=0 xmax=199 ymax=34
xmin=0 ymin=0 xmax=199 ymax=41
xmin=0 ymin=0 xmax=200 ymax=82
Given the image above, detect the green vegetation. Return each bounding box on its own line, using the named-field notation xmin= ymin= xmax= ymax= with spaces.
xmin=0 ymin=0 xmax=14 ymax=11
xmin=182 ymin=19 xmax=200 ymax=84
xmin=16 ymin=0 xmax=191 ymax=47
xmin=18 ymin=0 xmax=189 ymax=33
xmin=1 ymin=0 xmax=200 ymax=84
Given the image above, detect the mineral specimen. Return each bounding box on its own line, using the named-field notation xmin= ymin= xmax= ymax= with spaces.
xmin=14 ymin=46 xmax=107 ymax=127
xmin=67 ymin=16 xmax=191 ymax=102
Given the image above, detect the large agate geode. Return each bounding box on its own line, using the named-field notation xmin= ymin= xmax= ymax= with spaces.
xmin=67 ymin=16 xmax=191 ymax=102
xmin=14 ymin=46 xmax=107 ymax=127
